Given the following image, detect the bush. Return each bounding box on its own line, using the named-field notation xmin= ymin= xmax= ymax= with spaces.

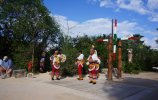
xmin=123 ymin=62 xmax=141 ymax=74
xmin=60 ymin=36 xmax=78 ymax=76
xmin=12 ymin=44 xmax=32 ymax=70
xmin=60 ymin=51 xmax=78 ymax=76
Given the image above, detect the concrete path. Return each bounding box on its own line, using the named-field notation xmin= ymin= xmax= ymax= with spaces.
xmin=0 ymin=72 xmax=158 ymax=100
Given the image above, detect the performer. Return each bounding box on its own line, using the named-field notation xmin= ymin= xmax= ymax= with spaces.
xmin=91 ymin=45 xmax=97 ymax=55
xmin=91 ymin=45 xmax=100 ymax=78
xmin=76 ymin=50 xmax=84 ymax=80
xmin=87 ymin=49 xmax=98 ymax=84
xmin=50 ymin=50 xmax=61 ymax=80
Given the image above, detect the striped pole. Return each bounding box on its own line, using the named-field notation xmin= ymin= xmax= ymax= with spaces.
xmin=112 ymin=19 xmax=114 ymax=38
xmin=113 ymin=19 xmax=117 ymax=61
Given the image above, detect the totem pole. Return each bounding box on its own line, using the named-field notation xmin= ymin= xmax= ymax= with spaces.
xmin=97 ymin=19 xmax=140 ymax=80
xmin=97 ymin=19 xmax=122 ymax=80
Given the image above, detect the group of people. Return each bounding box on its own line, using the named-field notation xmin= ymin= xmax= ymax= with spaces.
xmin=0 ymin=56 xmax=13 ymax=79
xmin=0 ymin=45 xmax=101 ymax=84
xmin=50 ymin=46 xmax=101 ymax=84
xmin=75 ymin=48 xmax=101 ymax=84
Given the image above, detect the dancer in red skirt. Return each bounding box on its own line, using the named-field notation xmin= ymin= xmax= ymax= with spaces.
xmin=87 ymin=49 xmax=98 ymax=84
xmin=76 ymin=50 xmax=84 ymax=80
xmin=50 ymin=51 xmax=61 ymax=80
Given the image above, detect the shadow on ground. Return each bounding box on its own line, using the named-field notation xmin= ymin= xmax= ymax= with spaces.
xmin=103 ymin=77 xmax=158 ymax=100
xmin=46 ymin=73 xmax=158 ymax=100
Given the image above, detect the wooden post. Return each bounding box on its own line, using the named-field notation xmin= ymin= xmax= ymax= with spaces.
xmin=108 ymin=36 xmax=113 ymax=80
xmin=117 ymin=40 xmax=122 ymax=78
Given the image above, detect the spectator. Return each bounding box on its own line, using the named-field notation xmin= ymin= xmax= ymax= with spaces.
xmin=27 ymin=60 xmax=32 ymax=72
xmin=40 ymin=57 xmax=45 ymax=72
xmin=0 ymin=56 xmax=13 ymax=79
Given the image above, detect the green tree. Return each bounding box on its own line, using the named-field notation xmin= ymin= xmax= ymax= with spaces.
xmin=59 ymin=35 xmax=78 ymax=76
xmin=0 ymin=0 xmax=61 ymax=71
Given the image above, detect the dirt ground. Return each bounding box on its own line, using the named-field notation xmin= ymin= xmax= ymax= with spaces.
xmin=0 ymin=72 xmax=158 ymax=100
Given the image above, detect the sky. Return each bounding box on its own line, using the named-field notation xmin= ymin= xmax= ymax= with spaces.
xmin=44 ymin=0 xmax=158 ymax=49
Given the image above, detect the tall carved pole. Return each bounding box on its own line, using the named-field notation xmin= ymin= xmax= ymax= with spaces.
xmin=113 ymin=19 xmax=117 ymax=61
xmin=107 ymin=19 xmax=114 ymax=80
xmin=117 ymin=39 xmax=122 ymax=78
xmin=97 ymin=19 xmax=124 ymax=80
xmin=108 ymin=36 xmax=113 ymax=80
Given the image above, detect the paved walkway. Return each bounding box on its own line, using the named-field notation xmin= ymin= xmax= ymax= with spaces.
xmin=0 ymin=72 xmax=158 ymax=100
xmin=47 ymin=73 xmax=158 ymax=100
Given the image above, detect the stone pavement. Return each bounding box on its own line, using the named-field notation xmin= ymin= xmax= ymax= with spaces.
xmin=47 ymin=73 xmax=158 ymax=100
xmin=0 ymin=72 xmax=158 ymax=100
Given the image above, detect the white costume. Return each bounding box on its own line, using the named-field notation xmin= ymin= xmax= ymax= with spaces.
xmin=77 ymin=54 xmax=84 ymax=60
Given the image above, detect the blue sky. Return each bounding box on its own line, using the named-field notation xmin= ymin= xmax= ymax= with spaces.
xmin=44 ymin=0 xmax=158 ymax=48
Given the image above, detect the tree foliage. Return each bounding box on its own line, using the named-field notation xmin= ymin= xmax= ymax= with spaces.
xmin=0 ymin=0 xmax=158 ymax=75
xmin=0 ymin=0 xmax=61 ymax=71
xmin=59 ymin=34 xmax=158 ymax=75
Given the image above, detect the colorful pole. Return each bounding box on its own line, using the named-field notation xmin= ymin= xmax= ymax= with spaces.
xmin=113 ymin=19 xmax=117 ymax=61
xmin=112 ymin=19 xmax=114 ymax=38
xmin=97 ymin=19 xmax=123 ymax=80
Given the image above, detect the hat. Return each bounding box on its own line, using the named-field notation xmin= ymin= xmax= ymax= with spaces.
xmin=3 ymin=56 xmax=8 ymax=60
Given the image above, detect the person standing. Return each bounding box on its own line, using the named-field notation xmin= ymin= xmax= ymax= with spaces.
xmin=0 ymin=56 xmax=13 ymax=79
xmin=40 ymin=57 xmax=45 ymax=72
xmin=87 ymin=49 xmax=98 ymax=84
xmin=76 ymin=50 xmax=84 ymax=80
xmin=91 ymin=45 xmax=101 ymax=78
xmin=50 ymin=50 xmax=61 ymax=80
xmin=26 ymin=60 xmax=32 ymax=72
xmin=39 ymin=52 xmax=46 ymax=73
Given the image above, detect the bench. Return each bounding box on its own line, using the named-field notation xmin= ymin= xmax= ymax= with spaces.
xmin=13 ymin=69 xmax=27 ymax=78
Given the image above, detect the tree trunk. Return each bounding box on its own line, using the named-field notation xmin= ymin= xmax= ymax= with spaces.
xmin=108 ymin=36 xmax=113 ymax=80
xmin=117 ymin=40 xmax=122 ymax=79
xmin=31 ymin=43 xmax=34 ymax=73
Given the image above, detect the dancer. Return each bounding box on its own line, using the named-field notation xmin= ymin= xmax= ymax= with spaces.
xmin=76 ymin=50 xmax=84 ymax=80
xmin=87 ymin=49 xmax=98 ymax=84
xmin=50 ymin=51 xmax=61 ymax=80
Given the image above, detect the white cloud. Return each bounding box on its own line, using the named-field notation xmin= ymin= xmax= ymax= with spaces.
xmin=88 ymin=0 xmax=158 ymax=22
xmin=54 ymin=15 xmax=142 ymax=37
xmin=116 ymin=0 xmax=148 ymax=15
xmin=88 ymin=0 xmax=114 ymax=7
xmin=141 ymin=37 xmax=158 ymax=49
xmin=118 ymin=21 xmax=139 ymax=35
xmin=54 ymin=15 xmax=79 ymax=32
xmin=147 ymin=0 xmax=158 ymax=10
xmin=53 ymin=14 xmax=158 ymax=49
xmin=60 ymin=17 xmax=112 ymax=37
xmin=148 ymin=12 xmax=158 ymax=22
xmin=99 ymin=0 xmax=114 ymax=7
